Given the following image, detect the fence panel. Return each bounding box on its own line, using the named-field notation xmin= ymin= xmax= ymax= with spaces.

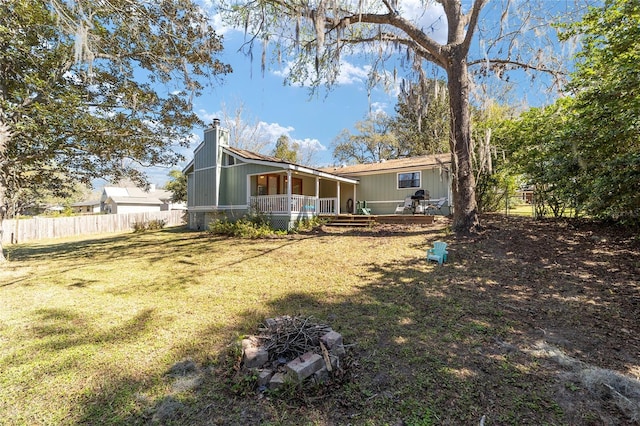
xmin=1 ymin=210 xmax=185 ymax=244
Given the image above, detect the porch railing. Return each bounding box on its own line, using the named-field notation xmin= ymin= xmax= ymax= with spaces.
xmin=249 ymin=195 xmax=338 ymax=215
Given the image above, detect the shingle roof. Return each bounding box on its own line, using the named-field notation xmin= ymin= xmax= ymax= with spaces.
xmin=320 ymin=153 xmax=451 ymax=176
xmin=226 ymin=146 xmax=289 ymax=164
xmin=224 ymin=147 xmax=354 ymax=180
xmin=102 ymin=186 xmax=173 ymax=204
xmin=71 ymin=200 xmax=101 ymax=207
xmin=107 ymin=196 xmax=164 ymax=205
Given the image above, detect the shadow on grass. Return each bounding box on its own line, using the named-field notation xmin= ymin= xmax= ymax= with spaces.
xmin=8 ymin=216 xmax=639 ymax=425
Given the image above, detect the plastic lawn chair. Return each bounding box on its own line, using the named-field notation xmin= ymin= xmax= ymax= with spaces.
xmin=426 ymin=241 xmax=448 ymax=265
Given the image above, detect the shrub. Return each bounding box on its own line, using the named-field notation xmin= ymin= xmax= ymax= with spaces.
xmin=290 ymin=216 xmax=326 ymax=233
xmin=132 ymin=219 xmax=166 ymax=233
xmin=208 ymin=217 xmax=279 ymax=238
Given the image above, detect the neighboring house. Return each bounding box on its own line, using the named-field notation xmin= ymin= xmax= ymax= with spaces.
xmin=183 ymin=119 xmax=452 ymax=231
xmin=70 ymin=200 xmax=101 ymax=214
xmin=100 ymin=185 xmax=185 ymax=214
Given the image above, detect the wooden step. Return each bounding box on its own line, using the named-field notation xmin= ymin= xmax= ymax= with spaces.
xmin=325 ymin=221 xmax=373 ymax=227
xmin=323 ymin=215 xmax=375 ymax=227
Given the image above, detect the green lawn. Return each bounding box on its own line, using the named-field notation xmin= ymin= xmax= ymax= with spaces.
xmin=1 ymin=219 xmax=637 ymax=425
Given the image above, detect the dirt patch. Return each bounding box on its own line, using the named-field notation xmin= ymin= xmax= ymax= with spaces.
xmin=450 ymin=215 xmax=640 ymax=424
xmin=313 ymin=214 xmax=640 ymax=424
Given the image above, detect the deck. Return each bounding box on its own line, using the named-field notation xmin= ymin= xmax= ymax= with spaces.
xmin=322 ymin=214 xmax=435 ymax=227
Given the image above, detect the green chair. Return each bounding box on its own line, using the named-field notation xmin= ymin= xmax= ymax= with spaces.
xmin=427 ymin=241 xmax=448 ymax=265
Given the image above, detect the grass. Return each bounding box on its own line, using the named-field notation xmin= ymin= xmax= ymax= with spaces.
xmin=0 ymin=219 xmax=637 ymax=425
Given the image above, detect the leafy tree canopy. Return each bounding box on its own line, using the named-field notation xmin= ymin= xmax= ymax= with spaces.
xmin=165 ymin=169 xmax=187 ymax=204
xmin=391 ymin=78 xmax=450 ymax=157
xmin=0 ymin=0 xmax=231 ymax=213
xmin=273 ymin=135 xmax=298 ymax=163
xmin=332 ymin=112 xmax=398 ymax=165
xmin=559 ymin=0 xmax=640 ymax=219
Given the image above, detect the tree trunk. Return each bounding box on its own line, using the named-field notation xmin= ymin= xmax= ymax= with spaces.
xmin=0 ymin=122 xmax=7 ymax=262
xmin=446 ymin=54 xmax=480 ymax=235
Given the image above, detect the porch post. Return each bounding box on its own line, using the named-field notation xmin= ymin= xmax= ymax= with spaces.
xmin=246 ymin=175 xmax=251 ymax=210
xmin=287 ymin=170 xmax=292 ymax=215
xmin=336 ymin=181 xmax=341 ymax=215
xmin=315 ymin=177 xmax=320 ymax=215
xmin=353 ymin=185 xmax=357 ymax=214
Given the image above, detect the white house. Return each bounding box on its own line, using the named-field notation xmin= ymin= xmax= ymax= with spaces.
xmin=100 ymin=185 xmax=185 ymax=214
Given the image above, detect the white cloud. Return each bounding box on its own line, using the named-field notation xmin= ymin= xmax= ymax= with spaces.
xmin=335 ymin=62 xmax=371 ymax=85
xmin=295 ymin=137 xmax=326 ymax=152
xmin=256 ymin=122 xmax=327 ymax=152
xmin=199 ymin=1 xmax=233 ymax=35
xmin=400 ymin=0 xmax=447 ymax=44
xmin=370 ymin=102 xmax=389 ymax=115
xmin=257 ymin=121 xmax=295 ymax=139
xmin=197 ymin=108 xmax=220 ymax=125
xmin=273 ymin=59 xmax=370 ymax=88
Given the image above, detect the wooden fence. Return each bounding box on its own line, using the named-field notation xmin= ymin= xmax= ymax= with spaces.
xmin=1 ymin=210 xmax=186 ymax=245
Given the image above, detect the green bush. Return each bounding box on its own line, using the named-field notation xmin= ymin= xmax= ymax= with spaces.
xmin=208 ymin=209 xmax=326 ymax=238
xmin=132 ymin=219 xmax=166 ymax=233
xmin=290 ymin=216 xmax=326 ymax=233
xmin=208 ymin=216 xmax=279 ymax=238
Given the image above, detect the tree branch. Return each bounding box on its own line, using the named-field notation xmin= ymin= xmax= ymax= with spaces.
xmin=468 ymin=57 xmax=566 ymax=77
xmin=327 ymin=11 xmax=448 ymax=68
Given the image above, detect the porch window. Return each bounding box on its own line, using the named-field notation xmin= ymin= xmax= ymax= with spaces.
xmin=398 ymin=172 xmax=421 ymax=189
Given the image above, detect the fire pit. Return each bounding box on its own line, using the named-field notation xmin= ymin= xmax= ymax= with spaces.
xmin=239 ymin=316 xmax=347 ymax=390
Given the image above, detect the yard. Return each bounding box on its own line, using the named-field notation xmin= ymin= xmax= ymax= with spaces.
xmin=1 ymin=215 xmax=639 ymax=425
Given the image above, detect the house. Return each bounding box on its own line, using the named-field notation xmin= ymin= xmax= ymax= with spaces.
xmin=183 ymin=119 xmax=451 ymax=230
xmin=70 ymin=200 xmax=101 ymax=214
xmin=100 ymin=185 xmax=184 ymax=214
xmin=183 ymin=119 xmax=359 ymax=230
xmin=321 ymin=155 xmax=452 ymax=216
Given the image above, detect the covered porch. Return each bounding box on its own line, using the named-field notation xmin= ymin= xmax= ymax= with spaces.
xmin=247 ymin=169 xmax=357 ymax=217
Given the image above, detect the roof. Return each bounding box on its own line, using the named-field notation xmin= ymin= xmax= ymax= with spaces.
xmin=102 ymin=186 xmax=172 ymax=200
xmin=71 ymin=200 xmax=101 ymax=207
xmin=101 ymin=186 xmax=173 ymax=206
xmin=105 ymin=196 xmax=164 ymax=205
xmin=226 ymin=146 xmax=292 ymax=165
xmin=320 ymin=153 xmax=451 ymax=176
xmin=184 ymin=146 xmax=359 ymax=185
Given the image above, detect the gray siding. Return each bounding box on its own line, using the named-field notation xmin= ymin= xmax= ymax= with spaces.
xmin=190 ymin=128 xmax=220 ymax=208
xmin=194 ymin=128 xmax=218 ymax=170
xmin=219 ymin=166 xmax=246 ymax=206
xmin=193 ymin=168 xmax=217 ymax=207
xmin=187 ymin=172 xmax=195 ymax=207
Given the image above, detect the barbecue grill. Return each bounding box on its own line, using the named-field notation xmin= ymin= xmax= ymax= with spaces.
xmin=410 ymin=189 xmax=428 ymax=213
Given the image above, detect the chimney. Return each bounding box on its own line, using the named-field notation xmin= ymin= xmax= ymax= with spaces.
xmin=212 ymin=118 xmax=220 ymax=128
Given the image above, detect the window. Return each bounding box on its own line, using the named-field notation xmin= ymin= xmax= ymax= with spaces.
xmin=223 ymin=154 xmax=235 ymax=166
xmin=398 ymin=172 xmax=421 ymax=189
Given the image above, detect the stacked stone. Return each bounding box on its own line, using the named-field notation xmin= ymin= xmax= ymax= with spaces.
xmin=240 ymin=317 xmax=346 ymax=390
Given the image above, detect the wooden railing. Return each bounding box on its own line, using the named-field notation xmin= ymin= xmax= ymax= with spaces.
xmin=319 ymin=198 xmax=337 ymax=215
xmin=249 ymin=195 xmax=338 ymax=215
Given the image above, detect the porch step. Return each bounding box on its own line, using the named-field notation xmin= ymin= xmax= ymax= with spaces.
xmin=323 ymin=216 xmax=376 ymax=227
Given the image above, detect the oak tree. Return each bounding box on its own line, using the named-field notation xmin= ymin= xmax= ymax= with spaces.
xmin=0 ymin=0 xmax=231 ymax=260
xmin=220 ymin=0 xmax=575 ymax=234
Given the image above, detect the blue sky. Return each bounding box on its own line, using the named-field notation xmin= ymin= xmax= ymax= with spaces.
xmin=141 ymin=1 xmax=449 ymax=186
xmin=143 ymin=0 xmax=575 ymax=187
